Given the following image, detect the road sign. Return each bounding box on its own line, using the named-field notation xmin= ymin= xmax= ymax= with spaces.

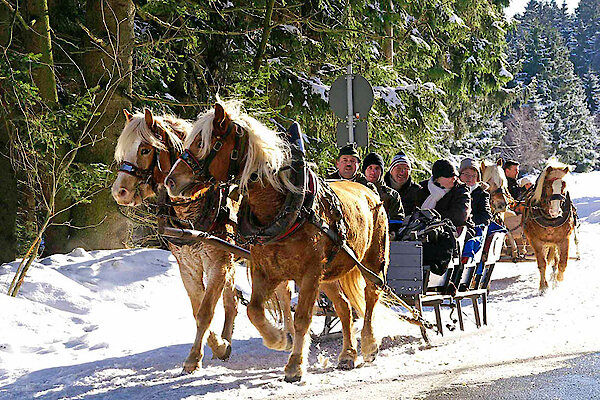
xmin=329 ymin=74 xmax=374 ymax=119
xmin=329 ymin=65 xmax=374 ymax=148
xmin=336 ymin=121 xmax=368 ymax=148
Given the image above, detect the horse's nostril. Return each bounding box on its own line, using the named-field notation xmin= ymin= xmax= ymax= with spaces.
xmin=118 ymin=188 xmax=128 ymax=199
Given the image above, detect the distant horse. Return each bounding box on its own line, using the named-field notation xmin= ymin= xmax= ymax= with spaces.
xmin=112 ymin=109 xmax=293 ymax=373
xmin=522 ymin=161 xmax=576 ymax=293
xmin=164 ymin=100 xmax=390 ymax=382
xmin=481 ymin=159 xmax=524 ymax=260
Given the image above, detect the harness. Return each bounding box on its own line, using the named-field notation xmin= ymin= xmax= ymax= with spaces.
xmin=177 ymin=122 xmax=248 ymax=185
xmin=523 ymin=192 xmax=574 ymax=228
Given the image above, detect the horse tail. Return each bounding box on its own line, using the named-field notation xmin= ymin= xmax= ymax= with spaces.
xmin=338 ymin=267 xmax=366 ymax=318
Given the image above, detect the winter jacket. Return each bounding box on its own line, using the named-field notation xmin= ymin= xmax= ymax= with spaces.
xmin=507 ymin=177 xmax=523 ymax=200
xmin=415 ymin=179 xmax=472 ymax=228
xmin=470 ymin=183 xmax=492 ymax=226
xmin=384 ymin=173 xmax=422 ymax=215
xmin=326 ymin=170 xmax=404 ymax=220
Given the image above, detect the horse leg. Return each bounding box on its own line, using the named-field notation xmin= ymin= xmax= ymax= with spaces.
xmin=529 ymin=239 xmax=549 ymax=294
xmin=220 ymin=265 xmax=238 ymax=355
xmin=361 ymin=281 xmax=381 ymax=363
xmin=573 ymin=224 xmax=581 ymax=260
xmin=247 ymin=269 xmax=291 ymax=351
xmin=274 ymin=281 xmax=295 ymax=339
xmin=284 ymin=273 xmax=320 ymax=382
xmin=320 ymin=281 xmax=357 ymax=369
xmin=184 ymin=253 xmax=230 ymax=372
xmin=556 ymin=238 xmax=570 ymax=283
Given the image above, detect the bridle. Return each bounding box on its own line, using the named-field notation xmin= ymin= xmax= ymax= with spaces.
xmin=117 ymin=124 xmax=175 ymax=191
xmin=176 ymin=121 xmax=247 ymax=185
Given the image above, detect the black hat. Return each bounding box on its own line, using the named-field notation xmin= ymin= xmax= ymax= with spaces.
xmin=338 ymin=143 xmax=360 ymax=161
xmin=432 ymin=159 xmax=458 ymax=180
xmin=362 ymin=152 xmax=384 ymax=173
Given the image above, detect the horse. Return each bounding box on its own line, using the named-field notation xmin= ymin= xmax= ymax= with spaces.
xmin=481 ymin=158 xmax=525 ymax=261
xmin=111 ymin=109 xmax=293 ymax=373
xmin=522 ymin=161 xmax=576 ymax=293
xmin=164 ymin=100 xmax=390 ymax=382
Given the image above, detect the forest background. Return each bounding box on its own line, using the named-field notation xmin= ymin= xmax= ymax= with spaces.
xmin=0 ymin=0 xmax=598 ymax=266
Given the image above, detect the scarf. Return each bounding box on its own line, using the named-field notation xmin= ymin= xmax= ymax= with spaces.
xmin=422 ymin=178 xmax=450 ymax=210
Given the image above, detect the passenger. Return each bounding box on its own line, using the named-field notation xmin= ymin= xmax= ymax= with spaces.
xmin=415 ymin=159 xmax=472 ymax=230
xmin=517 ymin=175 xmax=535 ymax=195
xmin=362 ymin=152 xmax=404 ymax=221
xmin=326 ymin=143 xmax=378 ymax=191
xmin=384 ymin=152 xmax=422 ymax=215
xmin=458 ymin=157 xmax=492 ymax=226
xmin=504 ymin=159 xmax=523 ymax=200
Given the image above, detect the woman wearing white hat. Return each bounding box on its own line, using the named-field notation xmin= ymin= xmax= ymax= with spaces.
xmin=458 ymin=157 xmax=492 ymax=226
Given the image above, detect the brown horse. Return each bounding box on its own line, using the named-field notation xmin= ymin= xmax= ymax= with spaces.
xmin=112 ymin=109 xmax=293 ymax=373
xmin=522 ymin=161 xmax=575 ymax=293
xmin=164 ymin=100 xmax=390 ymax=382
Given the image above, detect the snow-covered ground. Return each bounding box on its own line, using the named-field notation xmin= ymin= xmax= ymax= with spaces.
xmin=2 ymin=172 xmax=600 ymax=400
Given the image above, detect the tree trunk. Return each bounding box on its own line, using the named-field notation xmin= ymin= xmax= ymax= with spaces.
xmin=26 ymin=0 xmax=58 ymax=104
xmin=67 ymin=0 xmax=134 ymax=251
xmin=383 ymin=0 xmax=393 ymax=64
xmin=0 ymin=4 xmax=17 ymax=263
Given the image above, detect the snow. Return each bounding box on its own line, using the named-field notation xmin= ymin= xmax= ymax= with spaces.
xmin=2 ymin=172 xmax=600 ymax=399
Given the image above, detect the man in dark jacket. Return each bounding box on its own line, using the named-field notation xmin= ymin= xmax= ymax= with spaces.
xmin=504 ymin=159 xmax=523 ymax=200
xmin=415 ymin=159 xmax=472 ymax=229
xmin=383 ymin=152 xmax=422 ymax=215
xmin=362 ymin=152 xmax=404 ymax=221
xmin=458 ymin=157 xmax=492 ymax=226
xmin=326 ymin=143 xmax=378 ymax=192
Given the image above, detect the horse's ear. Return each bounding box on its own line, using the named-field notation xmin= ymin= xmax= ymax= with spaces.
xmin=563 ymin=166 xmax=570 ymax=173
xmin=213 ymin=103 xmax=231 ymax=134
xmin=480 ymin=160 xmax=486 ymax=173
xmin=496 ymin=157 xmax=503 ymax=166
xmin=123 ymin=109 xmax=132 ymax=122
xmin=144 ymin=109 xmax=155 ymax=131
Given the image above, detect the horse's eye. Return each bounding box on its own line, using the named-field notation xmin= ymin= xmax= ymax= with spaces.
xmin=141 ymin=148 xmax=152 ymax=156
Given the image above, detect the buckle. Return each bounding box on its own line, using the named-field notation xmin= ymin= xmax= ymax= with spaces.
xmin=213 ymin=141 xmax=223 ymax=151
xmin=231 ymin=149 xmax=239 ymax=161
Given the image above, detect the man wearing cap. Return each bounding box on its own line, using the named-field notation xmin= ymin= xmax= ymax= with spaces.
xmin=362 ymin=152 xmax=404 ymax=221
xmin=415 ymin=159 xmax=472 ymax=229
xmin=383 ymin=152 xmax=422 ymax=215
xmin=504 ymin=160 xmax=523 ymax=200
xmin=458 ymin=157 xmax=492 ymax=226
xmin=326 ymin=144 xmax=378 ymax=190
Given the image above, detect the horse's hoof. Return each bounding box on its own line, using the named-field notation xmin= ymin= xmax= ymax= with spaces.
xmin=212 ymin=342 xmax=232 ymax=361
xmin=182 ymin=362 xmax=200 ymax=374
xmin=363 ymin=350 xmax=379 ymax=363
xmin=337 ymin=359 xmax=355 ymax=370
xmin=284 ymin=373 xmax=302 ymax=383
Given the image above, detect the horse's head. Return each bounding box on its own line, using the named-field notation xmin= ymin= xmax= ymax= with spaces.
xmin=481 ymin=158 xmax=511 ymax=213
xmin=165 ymin=103 xmax=244 ymax=198
xmin=112 ymin=109 xmax=187 ymax=206
xmin=533 ymin=163 xmax=570 ymax=219
xmin=165 ymin=100 xmax=291 ymax=199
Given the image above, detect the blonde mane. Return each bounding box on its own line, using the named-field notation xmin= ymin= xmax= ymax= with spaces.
xmin=187 ymin=99 xmax=297 ymax=193
xmin=532 ymin=159 xmax=569 ymax=204
xmin=115 ymin=113 xmax=190 ymax=162
xmin=481 ymin=160 xmax=507 ymax=189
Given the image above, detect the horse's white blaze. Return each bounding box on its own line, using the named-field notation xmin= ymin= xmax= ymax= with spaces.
xmin=112 ymin=137 xmax=143 ymax=205
xmin=549 ymin=179 xmax=564 ymax=218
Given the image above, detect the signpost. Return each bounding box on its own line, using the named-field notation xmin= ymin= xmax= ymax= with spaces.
xmin=329 ymin=65 xmax=374 ymax=148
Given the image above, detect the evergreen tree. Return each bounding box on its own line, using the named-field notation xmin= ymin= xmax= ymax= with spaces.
xmin=506 ymin=0 xmax=598 ymax=171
